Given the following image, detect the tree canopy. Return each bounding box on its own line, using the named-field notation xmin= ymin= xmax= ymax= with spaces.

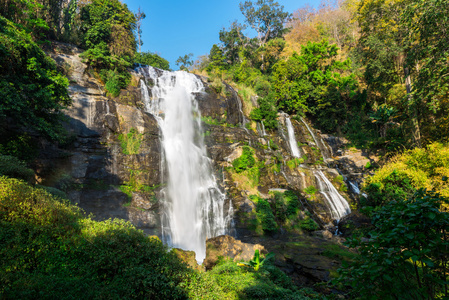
xmin=0 ymin=16 xmax=70 ymax=140
xmin=239 ymin=0 xmax=291 ymax=46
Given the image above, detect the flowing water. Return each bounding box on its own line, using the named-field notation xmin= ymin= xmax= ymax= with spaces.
xmin=138 ymin=66 xmax=232 ymax=262
xmin=314 ymin=170 xmax=351 ymax=220
xmin=285 ymin=117 xmax=301 ymax=158
xmin=285 ymin=115 xmax=350 ymax=220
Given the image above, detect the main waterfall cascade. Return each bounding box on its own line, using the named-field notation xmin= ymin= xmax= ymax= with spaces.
xmin=284 ymin=114 xmax=351 ymax=220
xmin=138 ymin=66 xmax=233 ymax=262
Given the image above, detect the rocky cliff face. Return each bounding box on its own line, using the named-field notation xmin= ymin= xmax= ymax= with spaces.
xmin=40 ymin=41 xmax=374 ymax=256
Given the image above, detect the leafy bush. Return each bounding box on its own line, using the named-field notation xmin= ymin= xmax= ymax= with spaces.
xmin=272 ymin=190 xmax=300 ymax=223
xmin=299 ymin=217 xmax=319 ymax=231
xmin=0 ymin=155 xmax=34 ymax=182
xmin=286 ymin=158 xmax=304 ymax=170
xmin=37 ymin=185 xmax=68 ymax=200
xmin=0 ymin=16 xmax=71 ymax=140
xmin=134 ymin=51 xmax=170 ymax=70
xmin=0 ymin=176 xmax=191 ymax=299
xmin=118 ymin=128 xmax=143 ymax=155
xmin=250 ymin=94 xmax=279 ymax=130
xmin=100 ymin=69 xmax=131 ymax=97
xmin=337 ymin=188 xmax=449 ymax=299
xmin=304 ymin=185 xmax=317 ymax=196
xmin=363 ymin=142 xmax=449 ymax=208
xmin=251 ymin=195 xmax=277 ymax=234
xmin=200 ymin=258 xmax=306 ymax=300
xmin=233 ymin=146 xmax=256 ymax=173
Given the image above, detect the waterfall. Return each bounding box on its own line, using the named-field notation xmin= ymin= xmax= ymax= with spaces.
xmin=261 ymin=121 xmax=267 ymax=136
xmin=285 ymin=117 xmax=301 ymax=158
xmin=348 ymin=181 xmax=360 ymax=195
xmin=300 ymin=118 xmax=328 ymax=161
xmin=314 ymin=170 xmax=351 ymax=220
xmin=138 ymin=66 xmax=232 ymax=262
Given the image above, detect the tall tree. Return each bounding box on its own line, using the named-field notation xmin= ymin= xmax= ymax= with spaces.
xmin=176 ymin=53 xmax=193 ymax=71
xmin=355 ymin=0 xmax=422 ymax=146
xmin=135 ymin=6 xmax=145 ymax=53
xmin=219 ymin=21 xmax=248 ymax=65
xmin=239 ymin=0 xmax=291 ymax=47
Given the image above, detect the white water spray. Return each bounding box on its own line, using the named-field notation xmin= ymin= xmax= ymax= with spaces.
xmin=285 ymin=117 xmax=301 ymax=158
xmin=314 ymin=170 xmax=351 ymax=220
xmin=138 ymin=66 xmax=232 ymax=262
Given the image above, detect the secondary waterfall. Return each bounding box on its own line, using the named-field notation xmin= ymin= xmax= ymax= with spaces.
xmin=285 ymin=114 xmax=350 ymax=220
xmin=285 ymin=117 xmax=301 ymax=158
xmin=138 ymin=66 xmax=232 ymax=262
xmin=314 ymin=170 xmax=351 ymax=220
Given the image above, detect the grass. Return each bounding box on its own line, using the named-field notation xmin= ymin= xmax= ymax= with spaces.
xmin=118 ymin=128 xmax=143 ymax=155
xmin=321 ymin=244 xmax=357 ymax=263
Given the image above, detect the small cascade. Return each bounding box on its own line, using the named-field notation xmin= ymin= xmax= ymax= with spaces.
xmin=300 ymin=118 xmax=329 ymax=161
xmin=314 ymin=170 xmax=351 ymax=220
xmin=285 ymin=117 xmax=301 ymax=158
xmin=348 ymin=181 xmax=360 ymax=195
xmin=261 ymin=121 xmax=267 ymax=136
xmin=138 ymin=66 xmax=233 ymax=262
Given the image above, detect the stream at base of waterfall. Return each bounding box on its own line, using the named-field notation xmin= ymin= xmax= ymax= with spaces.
xmin=138 ymin=66 xmax=233 ymax=262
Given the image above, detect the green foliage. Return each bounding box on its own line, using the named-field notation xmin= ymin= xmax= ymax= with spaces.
xmin=219 ymin=21 xmax=247 ymax=65
xmin=364 ymin=170 xmax=416 ymax=208
xmin=272 ymin=190 xmax=301 ymax=225
xmin=299 ymin=217 xmax=319 ymax=231
xmin=117 ymin=128 xmax=143 ymax=155
xmin=0 ymin=133 xmax=38 ymax=162
xmin=37 ymin=185 xmax=68 ymax=200
xmin=207 ymin=44 xmax=226 ymax=71
xmin=239 ymin=249 xmax=275 ymax=271
xmin=134 ymin=51 xmax=170 ymax=70
xmin=364 ymin=142 xmax=449 ymax=208
xmin=250 ymin=94 xmax=279 ymax=130
xmin=0 ymin=155 xmax=34 ymax=182
xmin=233 ymin=146 xmax=256 ymax=173
xmin=192 ymin=258 xmax=309 ymax=299
xmin=100 ymin=68 xmax=131 ymax=97
xmin=119 ymin=170 xmax=159 ymax=203
xmin=272 ymin=40 xmax=360 ymax=133
xmin=251 ymin=195 xmax=278 ymax=234
xmin=337 ymin=188 xmax=449 ymax=299
xmin=239 ymin=0 xmax=292 ymax=46
xmin=176 ymin=53 xmax=193 ymax=71
xmin=286 ymin=158 xmax=303 ymax=170
xmin=0 ymin=16 xmax=71 ymax=140
xmin=304 ymin=186 xmax=317 ymax=196
xmin=0 ymin=176 xmax=191 ymax=299
xmin=80 ymin=0 xmax=136 ymax=71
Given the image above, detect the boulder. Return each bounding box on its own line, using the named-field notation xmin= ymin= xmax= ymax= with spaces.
xmin=203 ymin=235 xmax=266 ymax=270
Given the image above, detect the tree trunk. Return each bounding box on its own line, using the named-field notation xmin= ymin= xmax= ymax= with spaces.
xmin=404 ymin=66 xmax=421 ymax=147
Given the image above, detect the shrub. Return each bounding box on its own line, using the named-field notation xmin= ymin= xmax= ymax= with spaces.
xmin=299 ymin=217 xmax=319 ymax=231
xmin=304 ymin=186 xmax=317 ymax=196
xmin=37 ymin=185 xmax=69 ymax=200
xmin=118 ymin=128 xmax=143 ymax=155
xmin=337 ymin=188 xmax=449 ymax=299
xmin=364 ymin=142 xmax=449 ymax=208
xmin=134 ymin=52 xmax=170 ymax=70
xmin=251 ymin=195 xmax=277 ymax=234
xmin=100 ymin=69 xmax=131 ymax=97
xmin=0 ymin=176 xmax=191 ymax=299
xmin=233 ymin=146 xmax=256 ymax=173
xmin=0 ymin=155 xmax=34 ymax=182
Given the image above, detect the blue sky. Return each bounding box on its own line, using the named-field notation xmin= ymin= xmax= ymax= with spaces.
xmin=122 ymin=0 xmax=314 ymax=70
